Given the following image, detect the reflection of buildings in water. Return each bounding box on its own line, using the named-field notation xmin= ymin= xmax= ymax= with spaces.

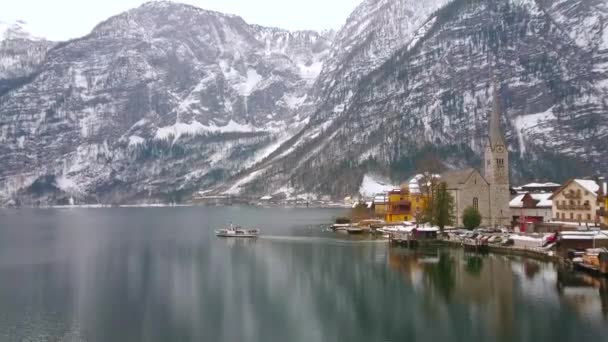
xmin=387 ymin=249 xmax=515 ymax=340
xmin=557 ymin=270 xmax=608 ymax=321
xmin=453 ymin=254 xmax=515 ymax=340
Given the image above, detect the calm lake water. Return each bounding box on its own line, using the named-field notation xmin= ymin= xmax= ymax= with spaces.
xmin=0 ymin=207 xmax=607 ymax=342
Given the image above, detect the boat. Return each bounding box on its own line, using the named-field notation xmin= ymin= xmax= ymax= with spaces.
xmin=347 ymin=227 xmax=365 ymax=234
xmin=215 ymin=224 xmax=260 ymax=238
xmin=330 ymin=223 xmax=352 ymax=231
xmin=571 ymin=248 xmax=608 ymax=276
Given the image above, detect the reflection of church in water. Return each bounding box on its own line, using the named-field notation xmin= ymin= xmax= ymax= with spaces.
xmin=388 ymin=249 xmax=608 ymax=337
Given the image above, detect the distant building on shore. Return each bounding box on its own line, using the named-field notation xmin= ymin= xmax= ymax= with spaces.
xmin=382 ymin=186 xmax=427 ymax=223
xmin=509 ymin=193 xmax=553 ymax=229
xmin=549 ymin=179 xmax=602 ymax=225
xmin=512 ymin=182 xmax=561 ymax=194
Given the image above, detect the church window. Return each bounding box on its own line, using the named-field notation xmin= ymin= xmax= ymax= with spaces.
xmin=473 ymin=197 xmax=479 ymax=209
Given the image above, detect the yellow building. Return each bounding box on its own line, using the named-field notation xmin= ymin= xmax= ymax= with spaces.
xmin=599 ymin=181 xmax=607 ymax=226
xmin=373 ymin=195 xmax=388 ymax=217
xmin=384 ymin=186 xmax=428 ymax=223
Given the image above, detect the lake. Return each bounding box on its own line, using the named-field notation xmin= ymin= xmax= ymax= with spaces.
xmin=0 ymin=207 xmax=607 ymax=342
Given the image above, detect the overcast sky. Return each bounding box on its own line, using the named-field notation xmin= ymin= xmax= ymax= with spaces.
xmin=2 ymin=0 xmax=362 ymax=41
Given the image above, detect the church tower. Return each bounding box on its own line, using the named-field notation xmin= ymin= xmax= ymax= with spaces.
xmin=484 ymin=76 xmax=511 ymax=227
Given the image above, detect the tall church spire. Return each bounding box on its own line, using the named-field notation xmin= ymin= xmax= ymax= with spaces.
xmin=488 ymin=73 xmax=505 ymax=147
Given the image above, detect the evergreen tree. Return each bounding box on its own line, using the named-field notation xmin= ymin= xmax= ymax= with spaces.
xmin=462 ymin=206 xmax=482 ymax=230
xmin=430 ymin=182 xmax=455 ymax=232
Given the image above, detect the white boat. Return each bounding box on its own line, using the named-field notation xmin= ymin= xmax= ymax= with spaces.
xmin=215 ymin=224 xmax=260 ymax=238
xmin=330 ymin=223 xmax=352 ymax=231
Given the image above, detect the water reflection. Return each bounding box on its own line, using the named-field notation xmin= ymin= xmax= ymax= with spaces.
xmin=1 ymin=208 xmax=608 ymax=342
xmin=557 ymin=269 xmax=608 ymax=321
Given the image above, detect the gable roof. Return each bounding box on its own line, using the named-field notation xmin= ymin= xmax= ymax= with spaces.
xmin=549 ymin=179 xmax=599 ymax=199
xmin=509 ymin=193 xmax=552 ymax=208
xmin=440 ymin=168 xmax=487 ymax=189
xmin=574 ymin=179 xmax=600 ymax=194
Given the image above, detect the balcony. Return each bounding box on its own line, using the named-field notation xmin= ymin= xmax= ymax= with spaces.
xmin=564 ymin=192 xmax=582 ymax=199
xmin=553 ymin=217 xmax=598 ymax=224
xmin=556 ymin=204 xmax=591 ymax=211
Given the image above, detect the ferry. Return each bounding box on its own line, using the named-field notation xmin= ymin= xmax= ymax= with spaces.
xmin=215 ymin=224 xmax=260 ymax=238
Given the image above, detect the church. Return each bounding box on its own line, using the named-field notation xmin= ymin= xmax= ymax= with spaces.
xmin=441 ymin=80 xmax=511 ymax=227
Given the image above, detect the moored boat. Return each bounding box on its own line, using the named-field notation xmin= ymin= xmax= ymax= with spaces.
xmin=347 ymin=227 xmax=365 ymax=234
xmin=330 ymin=223 xmax=352 ymax=231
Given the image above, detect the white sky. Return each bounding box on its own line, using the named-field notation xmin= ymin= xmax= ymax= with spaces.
xmin=1 ymin=0 xmax=362 ymax=41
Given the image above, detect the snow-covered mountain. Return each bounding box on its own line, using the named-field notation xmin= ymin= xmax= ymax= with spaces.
xmin=224 ymin=0 xmax=608 ymax=198
xmin=0 ymin=1 xmax=332 ymax=205
xmin=1 ymin=0 xmax=607 ymax=205
xmin=0 ymin=20 xmax=53 ymax=88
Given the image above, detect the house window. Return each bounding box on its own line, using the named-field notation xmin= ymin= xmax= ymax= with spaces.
xmin=487 ymin=159 xmax=491 ymax=166
xmin=577 ymin=214 xmax=582 ymax=221
xmin=587 ymin=214 xmax=591 ymax=221
xmin=562 ymin=213 xmax=565 ymax=219
xmin=570 ymin=213 xmax=574 ymax=220
xmin=473 ymin=197 xmax=479 ymax=210
xmin=577 ymin=189 xmax=581 ymax=197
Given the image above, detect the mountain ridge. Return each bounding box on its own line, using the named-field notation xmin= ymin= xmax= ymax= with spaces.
xmin=1 ymin=0 xmax=607 ymax=206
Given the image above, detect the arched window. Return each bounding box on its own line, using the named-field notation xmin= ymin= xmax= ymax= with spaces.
xmin=473 ymin=197 xmax=479 ymax=210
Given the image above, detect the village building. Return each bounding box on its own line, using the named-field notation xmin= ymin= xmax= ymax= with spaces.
xmin=509 ymin=193 xmax=552 ymax=230
xmin=549 ymin=179 xmax=602 ymax=225
xmin=441 ymin=78 xmax=511 ymax=227
xmin=512 ymin=182 xmax=561 ymax=194
xmin=384 ymin=186 xmax=427 ymax=223
xmin=596 ymin=180 xmax=607 ymax=226
xmin=372 ymin=194 xmax=388 ymax=217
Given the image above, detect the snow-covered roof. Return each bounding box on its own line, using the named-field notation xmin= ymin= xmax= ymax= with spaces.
xmin=260 ymin=195 xmax=273 ymax=200
xmin=521 ymin=182 xmax=560 ymax=188
xmin=574 ymin=179 xmax=599 ymax=194
xmin=509 ymin=193 xmax=552 ymax=208
xmin=373 ymin=195 xmax=387 ymax=204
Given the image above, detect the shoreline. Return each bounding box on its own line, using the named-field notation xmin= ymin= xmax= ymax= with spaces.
xmin=437 ymin=239 xmax=560 ymax=262
xmin=0 ymin=203 xmax=351 ymax=210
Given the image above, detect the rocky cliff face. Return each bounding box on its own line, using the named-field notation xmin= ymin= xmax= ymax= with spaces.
xmin=0 ymin=20 xmax=54 ymax=94
xmin=1 ymin=0 xmax=607 ymax=205
xmin=0 ymin=1 xmax=332 ymax=205
xmin=228 ymin=0 xmax=608 ymax=198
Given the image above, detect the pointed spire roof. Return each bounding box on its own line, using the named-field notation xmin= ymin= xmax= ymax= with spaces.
xmin=488 ymin=73 xmax=505 ymax=147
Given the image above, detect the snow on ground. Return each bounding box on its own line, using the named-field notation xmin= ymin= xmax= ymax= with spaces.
xmin=513 ymin=107 xmax=556 ymax=156
xmin=298 ymin=60 xmax=324 ymax=81
xmin=155 ymin=120 xmax=257 ymax=142
xmin=283 ymin=93 xmax=308 ymax=109
xmin=128 ymin=135 xmax=145 ymax=146
xmin=236 ymin=68 xmax=263 ymax=96
xmin=406 ymin=17 xmax=437 ymax=51
xmin=359 ymin=174 xmax=396 ymax=197
xmin=224 ymin=168 xmax=266 ymax=195
xmin=244 ymin=133 xmax=293 ymax=167
xmin=55 ymin=175 xmax=83 ymax=195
